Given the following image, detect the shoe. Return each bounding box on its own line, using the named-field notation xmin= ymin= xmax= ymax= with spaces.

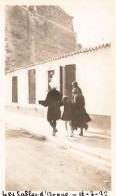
xmin=79 ymin=133 xmax=83 ymax=136
xmin=70 ymin=134 xmax=74 ymax=137
xmin=55 ymin=128 xmax=58 ymax=132
xmin=52 ymin=128 xmax=58 ymax=136
xmin=52 ymin=131 xmax=56 ymax=136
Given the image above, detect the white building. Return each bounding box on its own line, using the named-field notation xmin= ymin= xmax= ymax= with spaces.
xmin=5 ymin=42 xmax=111 ymax=130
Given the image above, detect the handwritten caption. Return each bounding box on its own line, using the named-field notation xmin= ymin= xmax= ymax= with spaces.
xmin=2 ymin=191 xmax=108 ymax=196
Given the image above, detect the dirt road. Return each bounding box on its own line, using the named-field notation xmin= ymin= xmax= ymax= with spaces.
xmin=5 ymin=128 xmax=111 ymax=191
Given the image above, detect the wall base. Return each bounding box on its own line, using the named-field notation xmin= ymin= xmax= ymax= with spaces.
xmin=89 ymin=114 xmax=111 ymax=131
xmin=5 ymin=105 xmax=44 ymax=118
xmin=5 ymin=105 xmax=111 ymax=131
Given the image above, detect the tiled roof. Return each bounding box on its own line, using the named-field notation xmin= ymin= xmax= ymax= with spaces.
xmin=6 ymin=42 xmax=111 ymax=73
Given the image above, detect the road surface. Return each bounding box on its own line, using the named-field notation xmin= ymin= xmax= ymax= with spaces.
xmin=5 ymin=127 xmax=111 ymax=191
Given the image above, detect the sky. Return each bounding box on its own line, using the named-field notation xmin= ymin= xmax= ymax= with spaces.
xmin=61 ymin=0 xmax=115 ymax=47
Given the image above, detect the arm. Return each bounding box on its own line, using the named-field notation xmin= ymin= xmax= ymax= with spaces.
xmin=38 ymin=100 xmax=48 ymax=107
xmin=38 ymin=92 xmax=50 ymax=107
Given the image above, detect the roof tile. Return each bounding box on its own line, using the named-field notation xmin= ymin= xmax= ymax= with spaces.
xmin=6 ymin=42 xmax=111 ymax=73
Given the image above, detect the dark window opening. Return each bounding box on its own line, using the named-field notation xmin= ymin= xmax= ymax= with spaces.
xmin=28 ymin=69 xmax=36 ymax=104
xmin=48 ymin=70 xmax=54 ymax=91
xmin=12 ymin=76 xmax=18 ymax=103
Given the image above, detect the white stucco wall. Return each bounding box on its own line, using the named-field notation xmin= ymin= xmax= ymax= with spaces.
xmin=74 ymin=48 xmax=111 ymax=116
xmin=5 ymin=45 xmax=111 ymax=116
xmin=5 ymin=62 xmax=60 ymax=107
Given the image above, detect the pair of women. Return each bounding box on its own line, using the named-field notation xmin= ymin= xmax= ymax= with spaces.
xmin=61 ymin=83 xmax=91 ymax=136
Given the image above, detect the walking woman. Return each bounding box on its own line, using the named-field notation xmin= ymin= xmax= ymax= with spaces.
xmin=72 ymin=88 xmax=91 ymax=136
xmin=39 ymin=82 xmax=62 ymax=136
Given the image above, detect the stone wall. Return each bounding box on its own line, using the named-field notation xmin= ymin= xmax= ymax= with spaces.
xmin=36 ymin=6 xmax=74 ymax=31
xmin=5 ymin=5 xmax=76 ymax=70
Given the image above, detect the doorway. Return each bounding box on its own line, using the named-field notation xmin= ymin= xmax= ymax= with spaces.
xmin=60 ymin=64 xmax=76 ymax=100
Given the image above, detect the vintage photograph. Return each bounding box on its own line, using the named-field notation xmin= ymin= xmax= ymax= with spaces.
xmin=2 ymin=0 xmax=114 ymax=192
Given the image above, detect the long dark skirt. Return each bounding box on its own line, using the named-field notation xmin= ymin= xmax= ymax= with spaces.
xmin=72 ymin=107 xmax=91 ymax=129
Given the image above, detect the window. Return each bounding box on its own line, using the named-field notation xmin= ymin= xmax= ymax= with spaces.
xmin=12 ymin=76 xmax=18 ymax=103
xmin=48 ymin=70 xmax=54 ymax=91
xmin=28 ymin=69 xmax=36 ymax=104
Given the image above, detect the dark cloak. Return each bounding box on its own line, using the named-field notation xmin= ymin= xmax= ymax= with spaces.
xmin=72 ymin=93 xmax=91 ymax=129
xmin=41 ymin=89 xmax=62 ymax=122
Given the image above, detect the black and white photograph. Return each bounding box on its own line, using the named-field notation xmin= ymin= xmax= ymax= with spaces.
xmin=0 ymin=0 xmax=116 ymax=194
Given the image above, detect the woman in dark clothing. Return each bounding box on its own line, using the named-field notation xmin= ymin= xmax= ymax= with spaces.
xmin=72 ymin=88 xmax=91 ymax=136
xmin=39 ymin=85 xmax=62 ymax=136
xmin=61 ymin=95 xmax=73 ymax=136
xmin=72 ymin=81 xmax=82 ymax=94
xmin=71 ymin=81 xmax=82 ymax=103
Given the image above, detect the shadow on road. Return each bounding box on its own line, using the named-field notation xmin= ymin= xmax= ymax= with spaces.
xmin=67 ymin=133 xmax=111 ymax=149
